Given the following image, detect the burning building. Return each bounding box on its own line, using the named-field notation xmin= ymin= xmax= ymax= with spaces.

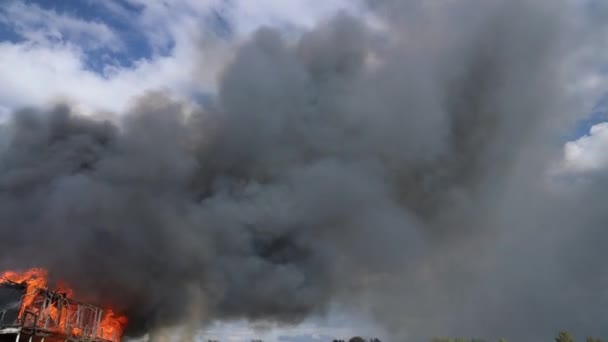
xmin=0 ymin=269 xmax=126 ymax=342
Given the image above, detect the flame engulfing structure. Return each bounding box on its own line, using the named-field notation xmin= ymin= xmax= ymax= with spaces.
xmin=0 ymin=269 xmax=127 ymax=342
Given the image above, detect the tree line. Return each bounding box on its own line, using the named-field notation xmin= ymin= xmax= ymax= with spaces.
xmin=431 ymin=331 xmax=603 ymax=342
xmin=206 ymin=332 xmax=603 ymax=342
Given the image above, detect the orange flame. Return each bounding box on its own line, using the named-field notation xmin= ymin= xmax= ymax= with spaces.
xmin=0 ymin=268 xmax=127 ymax=342
xmin=0 ymin=268 xmax=47 ymax=317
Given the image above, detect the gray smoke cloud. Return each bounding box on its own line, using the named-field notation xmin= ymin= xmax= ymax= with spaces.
xmin=0 ymin=0 xmax=604 ymax=340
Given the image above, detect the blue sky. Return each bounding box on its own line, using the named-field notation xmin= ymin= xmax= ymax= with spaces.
xmin=0 ymin=0 xmax=607 ymax=340
xmin=0 ymin=0 xmax=225 ymax=71
xmin=0 ymin=0 xmax=364 ymax=116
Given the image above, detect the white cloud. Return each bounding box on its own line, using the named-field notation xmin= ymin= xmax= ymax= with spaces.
xmin=562 ymin=122 xmax=608 ymax=173
xmin=124 ymin=306 xmax=383 ymax=341
xmin=197 ymin=314 xmax=382 ymax=342
xmin=228 ymin=0 xmax=364 ymax=34
xmin=0 ymin=0 xmax=365 ymax=116
xmin=0 ymin=39 xmax=203 ymax=114
xmin=0 ymin=0 xmax=224 ymax=115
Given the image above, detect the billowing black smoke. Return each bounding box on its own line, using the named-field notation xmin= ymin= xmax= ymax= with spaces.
xmin=0 ymin=0 xmax=604 ymax=341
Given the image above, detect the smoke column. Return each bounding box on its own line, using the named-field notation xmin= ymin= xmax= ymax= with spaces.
xmin=0 ymin=0 xmax=604 ymax=340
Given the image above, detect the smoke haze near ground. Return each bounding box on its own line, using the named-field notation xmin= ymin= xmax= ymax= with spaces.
xmin=0 ymin=0 xmax=605 ymax=341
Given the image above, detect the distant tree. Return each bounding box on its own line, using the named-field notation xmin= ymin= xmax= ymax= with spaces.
xmin=499 ymin=338 xmax=508 ymax=342
xmin=556 ymin=331 xmax=575 ymax=342
xmin=370 ymin=338 xmax=382 ymax=342
xmin=431 ymin=338 xmax=452 ymax=342
xmin=429 ymin=338 xmax=494 ymax=342
xmin=586 ymin=338 xmax=603 ymax=342
xmin=349 ymin=337 xmax=366 ymax=342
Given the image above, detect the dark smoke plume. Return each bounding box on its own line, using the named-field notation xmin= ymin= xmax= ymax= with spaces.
xmin=0 ymin=0 xmax=604 ymax=341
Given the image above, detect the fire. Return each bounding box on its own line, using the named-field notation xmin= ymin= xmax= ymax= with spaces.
xmin=0 ymin=268 xmax=47 ymax=317
xmin=0 ymin=268 xmax=127 ymax=342
xmin=100 ymin=309 xmax=128 ymax=340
